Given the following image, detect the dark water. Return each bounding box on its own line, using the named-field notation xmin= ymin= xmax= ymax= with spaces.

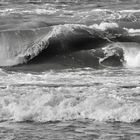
xmin=1 ymin=0 xmax=140 ymax=140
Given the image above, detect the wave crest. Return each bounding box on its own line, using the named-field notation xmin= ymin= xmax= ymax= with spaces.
xmin=0 ymin=22 xmax=140 ymax=69
xmin=1 ymin=92 xmax=140 ymax=123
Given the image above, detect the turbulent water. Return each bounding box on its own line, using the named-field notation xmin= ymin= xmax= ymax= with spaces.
xmin=1 ymin=0 xmax=140 ymax=140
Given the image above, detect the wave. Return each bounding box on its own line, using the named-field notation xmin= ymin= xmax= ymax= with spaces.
xmin=121 ymin=43 xmax=140 ymax=67
xmin=1 ymin=87 xmax=140 ymax=123
xmin=1 ymin=22 xmax=140 ymax=70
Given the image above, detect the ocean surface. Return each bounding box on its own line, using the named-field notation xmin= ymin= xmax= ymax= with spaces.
xmin=1 ymin=0 xmax=140 ymax=140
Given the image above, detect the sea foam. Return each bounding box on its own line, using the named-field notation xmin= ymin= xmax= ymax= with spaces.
xmin=0 ymin=70 xmax=140 ymax=123
xmin=124 ymin=46 xmax=140 ymax=67
xmin=90 ymin=22 xmax=119 ymax=31
xmin=1 ymin=92 xmax=140 ymax=123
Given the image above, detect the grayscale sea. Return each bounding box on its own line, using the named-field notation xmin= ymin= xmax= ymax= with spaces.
xmin=0 ymin=0 xmax=140 ymax=140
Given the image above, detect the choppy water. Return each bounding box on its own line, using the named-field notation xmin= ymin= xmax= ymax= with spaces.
xmin=1 ymin=68 xmax=140 ymax=139
xmin=1 ymin=0 xmax=140 ymax=140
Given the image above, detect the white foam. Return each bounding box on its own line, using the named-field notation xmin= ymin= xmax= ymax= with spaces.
xmin=120 ymin=9 xmax=140 ymax=13
xmin=90 ymin=22 xmax=119 ymax=31
xmin=125 ymin=28 xmax=140 ymax=35
xmin=123 ymin=45 xmax=140 ymax=67
xmin=1 ymin=90 xmax=140 ymax=123
xmin=0 ymin=69 xmax=140 ymax=123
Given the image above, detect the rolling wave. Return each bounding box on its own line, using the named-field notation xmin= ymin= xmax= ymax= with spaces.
xmin=1 ymin=22 xmax=140 ymax=70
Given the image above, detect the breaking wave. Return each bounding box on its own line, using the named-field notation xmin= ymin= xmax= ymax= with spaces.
xmin=1 ymin=86 xmax=140 ymax=123
xmin=0 ymin=22 xmax=140 ymax=70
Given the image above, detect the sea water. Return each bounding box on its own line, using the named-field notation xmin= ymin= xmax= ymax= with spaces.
xmin=0 ymin=0 xmax=140 ymax=140
xmin=1 ymin=68 xmax=140 ymax=140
